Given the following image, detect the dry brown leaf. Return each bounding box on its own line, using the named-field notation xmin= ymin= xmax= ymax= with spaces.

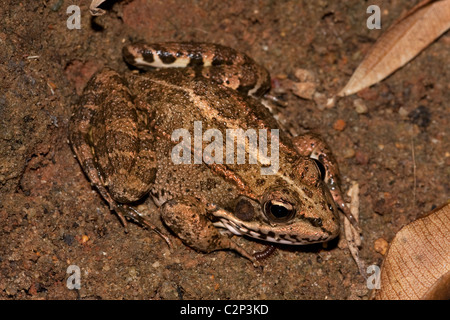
xmin=373 ymin=202 xmax=450 ymax=300
xmin=339 ymin=0 xmax=450 ymax=97
xmin=90 ymin=0 xmax=107 ymax=16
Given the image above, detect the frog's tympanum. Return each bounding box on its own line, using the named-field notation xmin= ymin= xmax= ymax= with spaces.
xmin=69 ymin=42 xmax=356 ymax=265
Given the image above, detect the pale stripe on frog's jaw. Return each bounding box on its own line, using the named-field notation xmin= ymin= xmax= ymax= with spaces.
xmin=213 ymin=218 xmax=297 ymax=245
xmin=211 ymin=206 xmax=335 ymax=245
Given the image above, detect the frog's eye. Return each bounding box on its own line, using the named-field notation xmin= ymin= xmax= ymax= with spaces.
xmin=263 ymin=200 xmax=296 ymax=223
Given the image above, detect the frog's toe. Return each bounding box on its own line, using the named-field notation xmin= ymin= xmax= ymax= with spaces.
xmin=116 ymin=204 xmax=172 ymax=247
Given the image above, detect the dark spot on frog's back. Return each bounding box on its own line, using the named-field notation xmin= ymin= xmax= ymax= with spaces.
xmin=187 ymin=53 xmax=204 ymax=67
xmin=256 ymin=178 xmax=265 ymax=186
xmin=159 ymin=51 xmax=176 ymax=64
xmin=142 ymin=50 xmax=154 ymax=64
xmin=309 ymin=217 xmax=323 ymax=227
xmin=303 ymin=188 xmax=313 ymax=199
xmin=211 ymin=45 xmax=238 ymax=66
xmin=123 ymin=46 xmax=154 ymax=65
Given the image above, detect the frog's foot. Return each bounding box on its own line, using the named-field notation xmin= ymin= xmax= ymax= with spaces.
xmin=114 ymin=203 xmax=172 ymax=247
xmin=160 ymin=197 xmax=259 ymax=267
xmin=68 ymin=156 xmax=171 ymax=246
xmin=291 ymin=133 xmax=361 ymax=233
xmin=214 ymin=235 xmax=260 ymax=267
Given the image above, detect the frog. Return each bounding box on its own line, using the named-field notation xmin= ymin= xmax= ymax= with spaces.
xmin=69 ymin=42 xmax=358 ymax=265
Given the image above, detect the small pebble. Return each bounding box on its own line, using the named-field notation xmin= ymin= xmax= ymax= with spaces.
xmin=313 ymin=92 xmax=327 ymax=110
xmin=333 ymin=119 xmax=347 ymax=131
xmin=353 ymin=98 xmax=368 ymax=114
xmin=129 ymin=266 xmax=138 ymax=278
xmin=343 ymin=147 xmax=355 ymax=159
xmin=326 ymin=96 xmax=336 ymax=108
xmin=291 ymin=82 xmax=317 ymax=100
xmin=374 ymin=238 xmax=389 ymax=255
xmin=81 ymin=234 xmax=89 ymax=244
xmin=294 ymin=68 xmax=316 ymax=83
xmin=63 ymin=234 xmax=75 ymax=246
xmin=355 ymin=150 xmax=369 ymax=165
xmin=398 ymin=106 xmax=409 ymax=117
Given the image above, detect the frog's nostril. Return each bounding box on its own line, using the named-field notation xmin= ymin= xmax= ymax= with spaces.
xmin=310 ymin=217 xmax=323 ymax=228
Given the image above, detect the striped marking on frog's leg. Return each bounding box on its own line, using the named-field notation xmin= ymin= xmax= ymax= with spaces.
xmin=69 ymin=69 xmax=168 ymax=243
xmin=69 ymin=70 xmax=123 ymax=212
xmin=122 ymin=42 xmax=271 ymax=98
xmin=69 ymin=101 xmax=132 ymax=231
xmin=291 ymin=133 xmax=360 ymax=231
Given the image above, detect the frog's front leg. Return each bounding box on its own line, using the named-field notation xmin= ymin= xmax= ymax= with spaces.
xmin=160 ymin=197 xmax=258 ymax=266
xmin=291 ymin=133 xmax=360 ymax=230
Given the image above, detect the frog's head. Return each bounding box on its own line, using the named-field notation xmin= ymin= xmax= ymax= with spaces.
xmin=211 ymin=157 xmax=340 ymax=245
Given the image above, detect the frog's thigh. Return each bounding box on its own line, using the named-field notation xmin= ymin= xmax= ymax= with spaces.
xmin=88 ymin=74 xmax=156 ymax=204
xmin=70 ymin=69 xmax=133 ymax=206
xmin=160 ymin=197 xmax=257 ymax=263
xmin=106 ymin=126 xmax=157 ymax=204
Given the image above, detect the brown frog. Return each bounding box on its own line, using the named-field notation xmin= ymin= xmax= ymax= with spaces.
xmin=69 ymin=42 xmax=356 ymax=265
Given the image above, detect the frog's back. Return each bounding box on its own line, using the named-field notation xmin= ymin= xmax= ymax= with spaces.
xmin=125 ymin=69 xmax=294 ymax=208
xmin=127 ymin=68 xmax=284 ymax=140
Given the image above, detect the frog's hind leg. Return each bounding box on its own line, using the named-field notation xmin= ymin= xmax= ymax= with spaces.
xmin=122 ymin=42 xmax=271 ymax=98
xmin=69 ymin=69 xmax=169 ymax=244
xmin=291 ymin=133 xmax=360 ymax=232
xmin=114 ymin=204 xmax=171 ymax=246
xmin=69 ymin=69 xmax=126 ymax=216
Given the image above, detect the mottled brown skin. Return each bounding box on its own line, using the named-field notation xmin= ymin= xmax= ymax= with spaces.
xmin=69 ymin=42 xmax=350 ymax=265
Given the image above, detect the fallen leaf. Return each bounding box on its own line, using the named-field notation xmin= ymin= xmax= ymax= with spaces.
xmin=339 ymin=0 xmax=450 ymax=96
xmin=90 ymin=0 xmax=108 ymax=16
xmin=373 ymin=202 xmax=450 ymax=300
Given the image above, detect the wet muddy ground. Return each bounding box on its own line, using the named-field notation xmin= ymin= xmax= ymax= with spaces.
xmin=0 ymin=0 xmax=448 ymax=299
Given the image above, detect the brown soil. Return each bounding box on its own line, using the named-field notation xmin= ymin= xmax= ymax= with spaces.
xmin=0 ymin=0 xmax=448 ymax=300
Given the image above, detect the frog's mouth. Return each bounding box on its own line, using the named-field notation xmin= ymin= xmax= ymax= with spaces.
xmin=210 ymin=206 xmax=334 ymax=245
xmin=212 ymin=213 xmax=299 ymax=245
